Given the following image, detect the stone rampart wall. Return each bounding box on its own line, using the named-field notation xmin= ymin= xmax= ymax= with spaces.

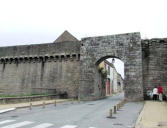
xmin=142 ymin=39 xmax=167 ymax=96
xmin=0 ymin=41 xmax=80 ymax=98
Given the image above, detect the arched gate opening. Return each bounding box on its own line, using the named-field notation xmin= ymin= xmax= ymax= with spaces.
xmin=97 ymin=57 xmax=124 ymax=97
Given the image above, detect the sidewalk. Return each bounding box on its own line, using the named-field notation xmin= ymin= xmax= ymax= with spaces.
xmin=0 ymin=99 xmax=71 ymax=112
xmin=135 ymin=101 xmax=167 ymax=128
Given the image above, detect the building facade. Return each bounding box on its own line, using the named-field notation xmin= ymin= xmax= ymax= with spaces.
xmin=99 ymin=60 xmax=124 ymax=96
xmin=117 ymin=73 xmax=124 ymax=92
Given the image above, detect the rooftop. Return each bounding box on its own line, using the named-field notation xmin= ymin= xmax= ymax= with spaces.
xmin=54 ymin=30 xmax=79 ymax=43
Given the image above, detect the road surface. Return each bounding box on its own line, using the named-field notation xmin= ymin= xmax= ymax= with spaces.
xmin=0 ymin=92 xmax=143 ymax=128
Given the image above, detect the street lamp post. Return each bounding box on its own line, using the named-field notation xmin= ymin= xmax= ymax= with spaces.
xmin=112 ymin=58 xmax=115 ymax=93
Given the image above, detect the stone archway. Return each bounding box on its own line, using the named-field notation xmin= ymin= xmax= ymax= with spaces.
xmin=79 ymin=32 xmax=143 ymax=101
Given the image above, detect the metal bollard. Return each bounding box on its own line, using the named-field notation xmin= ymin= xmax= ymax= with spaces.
xmin=54 ymin=101 xmax=56 ymax=107
xmin=122 ymin=100 xmax=124 ymax=106
xmin=119 ymin=103 xmax=121 ymax=108
xmin=122 ymin=100 xmax=124 ymax=105
xmin=120 ymin=102 xmax=122 ymax=107
xmin=29 ymin=103 xmax=32 ymax=110
xmin=72 ymin=98 xmax=74 ymax=104
xmin=124 ymin=99 xmax=126 ymax=103
xmin=114 ymin=106 xmax=117 ymax=114
xmin=118 ymin=103 xmax=120 ymax=110
xmin=42 ymin=102 xmax=45 ymax=108
xmin=122 ymin=100 xmax=125 ymax=105
xmin=117 ymin=104 xmax=119 ymax=111
xmin=110 ymin=109 xmax=112 ymax=117
xmin=118 ymin=103 xmax=120 ymax=109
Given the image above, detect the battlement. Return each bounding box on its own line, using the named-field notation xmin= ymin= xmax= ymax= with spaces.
xmin=0 ymin=41 xmax=80 ymax=56
xmin=0 ymin=53 xmax=80 ymax=64
xmin=142 ymin=38 xmax=167 ymax=48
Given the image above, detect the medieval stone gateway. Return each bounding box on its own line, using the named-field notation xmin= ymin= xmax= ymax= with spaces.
xmin=0 ymin=31 xmax=167 ymax=101
xmin=80 ymin=32 xmax=143 ymax=101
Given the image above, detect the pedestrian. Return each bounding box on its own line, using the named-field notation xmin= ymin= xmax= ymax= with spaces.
xmin=153 ymin=86 xmax=158 ymax=101
xmin=158 ymin=84 xmax=163 ymax=101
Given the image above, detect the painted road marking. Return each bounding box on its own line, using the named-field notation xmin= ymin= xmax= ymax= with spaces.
xmin=1 ymin=121 xmax=33 ymax=128
xmin=0 ymin=108 xmax=16 ymax=114
xmin=0 ymin=120 xmax=15 ymax=125
xmin=0 ymin=120 xmax=97 ymax=128
xmin=31 ymin=123 xmax=54 ymax=128
xmin=60 ymin=125 xmax=78 ymax=128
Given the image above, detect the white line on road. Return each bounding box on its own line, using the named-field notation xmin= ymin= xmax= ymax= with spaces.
xmin=0 ymin=108 xmax=16 ymax=114
xmin=1 ymin=121 xmax=33 ymax=128
xmin=60 ymin=125 xmax=78 ymax=128
xmin=31 ymin=123 xmax=54 ymax=128
xmin=0 ymin=120 xmax=15 ymax=125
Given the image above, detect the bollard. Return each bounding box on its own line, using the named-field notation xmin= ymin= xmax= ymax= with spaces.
xmin=124 ymin=99 xmax=126 ymax=103
xmin=114 ymin=106 xmax=117 ymax=114
xmin=118 ymin=103 xmax=120 ymax=110
xmin=110 ymin=109 xmax=112 ymax=117
xmin=117 ymin=104 xmax=119 ymax=111
xmin=122 ymin=100 xmax=125 ymax=105
xmin=123 ymin=99 xmax=126 ymax=105
xmin=120 ymin=101 xmax=122 ymax=107
xmin=42 ymin=102 xmax=45 ymax=108
xmin=54 ymin=100 xmax=56 ymax=107
xmin=122 ymin=100 xmax=124 ymax=106
xmin=118 ymin=103 xmax=120 ymax=109
xmin=123 ymin=99 xmax=127 ymax=105
xmin=122 ymin=100 xmax=124 ymax=105
xmin=72 ymin=98 xmax=74 ymax=104
xmin=119 ymin=102 xmax=121 ymax=108
xmin=121 ymin=101 xmax=123 ymax=106
xmin=29 ymin=103 xmax=32 ymax=110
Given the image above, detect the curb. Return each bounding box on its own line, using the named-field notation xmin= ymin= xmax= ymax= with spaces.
xmin=0 ymin=99 xmax=74 ymax=114
xmin=1 ymin=99 xmax=73 ymax=110
xmin=16 ymin=99 xmax=70 ymax=109
xmin=0 ymin=108 xmax=16 ymax=114
xmin=134 ymin=102 xmax=146 ymax=128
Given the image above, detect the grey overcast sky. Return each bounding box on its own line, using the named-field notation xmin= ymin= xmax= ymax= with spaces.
xmin=0 ymin=0 xmax=167 ymax=47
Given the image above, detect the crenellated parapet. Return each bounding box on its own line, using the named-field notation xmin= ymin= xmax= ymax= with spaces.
xmin=0 ymin=39 xmax=81 ymax=65
xmin=0 ymin=53 xmax=80 ymax=64
xmin=142 ymin=38 xmax=167 ymax=48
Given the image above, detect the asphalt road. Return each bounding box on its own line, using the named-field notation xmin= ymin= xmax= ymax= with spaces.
xmin=0 ymin=92 xmax=143 ymax=128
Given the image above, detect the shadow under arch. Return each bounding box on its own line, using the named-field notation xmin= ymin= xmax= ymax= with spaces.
xmin=95 ymin=55 xmax=122 ymax=66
